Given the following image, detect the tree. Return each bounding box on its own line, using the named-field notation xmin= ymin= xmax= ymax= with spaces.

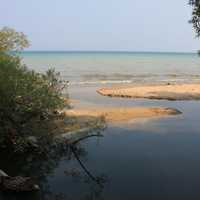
xmin=0 ymin=27 xmax=29 ymax=52
xmin=189 ymin=0 xmax=200 ymax=36
xmin=0 ymin=27 xmax=67 ymax=152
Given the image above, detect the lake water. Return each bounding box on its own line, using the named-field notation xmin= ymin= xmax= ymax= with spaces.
xmin=1 ymin=52 xmax=200 ymax=200
xmin=21 ymin=51 xmax=200 ymax=85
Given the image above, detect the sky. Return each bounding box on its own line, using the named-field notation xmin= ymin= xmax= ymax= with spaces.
xmin=1 ymin=0 xmax=200 ymax=52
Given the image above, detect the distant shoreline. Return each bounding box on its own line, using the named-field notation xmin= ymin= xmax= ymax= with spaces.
xmin=18 ymin=50 xmax=197 ymax=55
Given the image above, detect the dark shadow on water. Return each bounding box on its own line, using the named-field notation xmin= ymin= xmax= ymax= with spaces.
xmin=0 ymin=134 xmax=108 ymax=200
xmin=2 ymin=99 xmax=200 ymax=200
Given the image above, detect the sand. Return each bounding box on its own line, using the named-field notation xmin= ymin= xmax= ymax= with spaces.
xmin=97 ymin=83 xmax=200 ymax=100
xmin=64 ymin=107 xmax=181 ymax=123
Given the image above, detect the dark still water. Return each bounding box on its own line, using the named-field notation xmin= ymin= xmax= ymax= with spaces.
xmin=1 ymin=86 xmax=200 ymax=200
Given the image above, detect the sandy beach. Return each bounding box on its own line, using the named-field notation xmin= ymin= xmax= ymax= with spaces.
xmin=97 ymin=83 xmax=200 ymax=100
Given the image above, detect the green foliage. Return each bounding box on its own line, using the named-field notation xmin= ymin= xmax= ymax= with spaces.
xmin=189 ymin=0 xmax=200 ymax=36
xmin=0 ymin=27 xmax=29 ymax=52
xmin=0 ymin=53 xmax=67 ymax=151
xmin=0 ymin=28 xmax=67 ymax=152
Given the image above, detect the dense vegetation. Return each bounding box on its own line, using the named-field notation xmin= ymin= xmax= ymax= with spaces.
xmin=189 ymin=0 xmax=200 ymax=36
xmin=0 ymin=27 xmax=67 ymax=152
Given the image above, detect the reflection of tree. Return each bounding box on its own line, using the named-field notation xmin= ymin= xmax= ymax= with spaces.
xmin=0 ymin=133 xmax=108 ymax=200
xmin=0 ymin=138 xmax=71 ymax=200
xmin=70 ymin=145 xmax=105 ymax=188
xmin=62 ymin=142 xmax=108 ymax=200
xmin=82 ymin=173 xmax=108 ymax=200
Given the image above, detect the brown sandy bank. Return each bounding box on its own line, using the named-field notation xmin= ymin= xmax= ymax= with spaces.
xmin=97 ymin=84 xmax=200 ymax=100
xmin=64 ymin=107 xmax=181 ymax=123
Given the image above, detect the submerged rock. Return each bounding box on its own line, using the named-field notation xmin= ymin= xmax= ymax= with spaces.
xmin=0 ymin=169 xmax=40 ymax=192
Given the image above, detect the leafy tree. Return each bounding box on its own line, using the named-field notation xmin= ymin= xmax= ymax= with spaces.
xmin=189 ymin=0 xmax=200 ymax=36
xmin=0 ymin=27 xmax=67 ymax=152
xmin=0 ymin=27 xmax=29 ymax=52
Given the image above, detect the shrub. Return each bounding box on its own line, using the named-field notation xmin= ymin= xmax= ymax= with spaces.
xmin=0 ymin=27 xmax=67 ymax=152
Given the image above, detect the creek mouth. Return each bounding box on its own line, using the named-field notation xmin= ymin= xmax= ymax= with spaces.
xmin=1 ymin=85 xmax=200 ymax=200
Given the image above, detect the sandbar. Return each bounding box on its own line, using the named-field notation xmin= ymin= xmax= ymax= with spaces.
xmin=97 ymin=84 xmax=200 ymax=100
xmin=64 ymin=107 xmax=181 ymax=123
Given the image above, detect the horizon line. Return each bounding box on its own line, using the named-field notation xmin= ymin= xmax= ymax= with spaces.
xmin=20 ymin=50 xmax=197 ymax=54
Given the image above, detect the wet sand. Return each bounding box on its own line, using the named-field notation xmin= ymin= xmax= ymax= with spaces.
xmin=64 ymin=107 xmax=181 ymax=123
xmin=97 ymin=83 xmax=200 ymax=100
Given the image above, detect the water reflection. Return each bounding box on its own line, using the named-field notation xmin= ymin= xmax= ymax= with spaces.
xmin=3 ymin=86 xmax=200 ymax=199
xmin=0 ymin=134 xmax=108 ymax=200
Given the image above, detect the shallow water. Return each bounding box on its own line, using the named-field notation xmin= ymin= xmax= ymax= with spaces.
xmin=2 ymin=85 xmax=200 ymax=200
xmin=1 ymin=52 xmax=200 ymax=199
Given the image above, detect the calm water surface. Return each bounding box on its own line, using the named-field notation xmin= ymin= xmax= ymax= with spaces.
xmin=21 ymin=51 xmax=200 ymax=84
xmin=1 ymin=52 xmax=200 ymax=199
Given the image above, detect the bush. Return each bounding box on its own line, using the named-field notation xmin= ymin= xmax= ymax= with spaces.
xmin=0 ymin=27 xmax=69 ymax=152
xmin=0 ymin=53 xmax=67 ymax=151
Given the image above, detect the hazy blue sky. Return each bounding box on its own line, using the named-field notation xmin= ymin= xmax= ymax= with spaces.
xmin=1 ymin=0 xmax=199 ymax=52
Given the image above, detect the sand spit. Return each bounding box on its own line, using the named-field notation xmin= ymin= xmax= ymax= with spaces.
xmin=64 ymin=107 xmax=181 ymax=123
xmin=97 ymin=84 xmax=200 ymax=100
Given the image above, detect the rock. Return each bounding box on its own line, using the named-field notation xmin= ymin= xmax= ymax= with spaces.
xmin=0 ymin=169 xmax=40 ymax=192
xmin=0 ymin=170 xmax=8 ymax=177
xmin=1 ymin=176 xmax=40 ymax=192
